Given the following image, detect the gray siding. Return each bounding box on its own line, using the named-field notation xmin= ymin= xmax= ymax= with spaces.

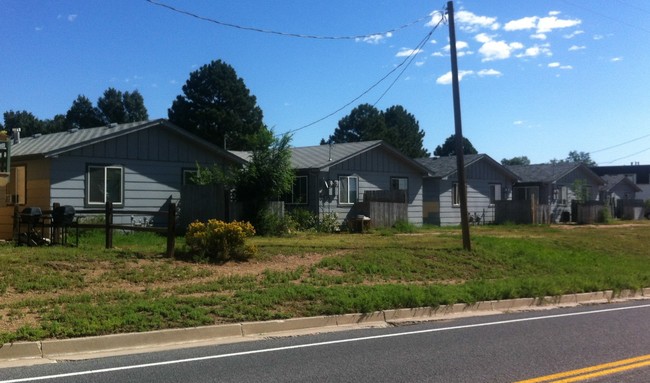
xmin=423 ymin=158 xmax=515 ymax=226
xmin=299 ymin=147 xmax=425 ymax=227
xmin=49 ymin=127 xmax=236 ymax=224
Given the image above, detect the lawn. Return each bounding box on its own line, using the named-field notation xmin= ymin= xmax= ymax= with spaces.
xmin=1 ymin=221 xmax=649 ymax=344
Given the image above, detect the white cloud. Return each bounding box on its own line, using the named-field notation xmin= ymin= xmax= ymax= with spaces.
xmin=536 ymin=15 xmax=581 ymax=33
xmin=548 ymin=62 xmax=560 ymax=68
xmin=593 ymin=34 xmax=604 ymax=40
xmin=34 ymin=26 xmax=43 ymax=31
xmin=504 ymin=16 xmax=538 ymax=31
xmin=611 ymin=57 xmax=623 ymax=62
xmin=568 ymin=45 xmax=586 ymax=51
xmin=516 ymin=44 xmax=551 ymax=58
xmin=479 ymin=40 xmax=523 ymax=61
xmin=430 ymin=39 xmax=437 ymax=45
xmin=396 ymin=48 xmax=423 ymax=57
xmin=356 ymin=32 xmax=392 ymax=44
xmin=549 ymin=11 xmax=561 ymax=16
xmin=513 ymin=120 xmax=524 ymax=125
xmin=530 ymin=33 xmax=547 ymax=40
xmin=415 ymin=61 xmax=425 ymax=67
xmin=455 ymin=10 xmax=499 ymax=32
xmin=503 ymin=13 xmax=581 ymax=34
xmin=431 ymin=52 xmax=444 ymax=57
xmin=560 ymin=65 xmax=573 ymax=70
xmin=474 ymin=33 xmax=493 ymax=44
xmin=564 ymin=30 xmax=584 ymax=39
xmin=425 ymin=10 xmax=445 ymax=27
xmin=436 ymin=70 xmax=474 ymax=85
xmin=477 ymin=69 xmax=502 ymax=77
xmin=67 ymin=14 xmax=78 ymax=22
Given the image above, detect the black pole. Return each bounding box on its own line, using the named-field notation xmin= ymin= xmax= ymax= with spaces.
xmin=447 ymin=1 xmax=471 ymax=251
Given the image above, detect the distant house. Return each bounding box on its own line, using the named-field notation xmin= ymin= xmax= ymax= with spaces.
xmin=416 ymin=154 xmax=519 ymax=226
xmin=253 ymin=140 xmax=431 ymax=227
xmin=591 ymin=164 xmax=650 ymax=202
xmin=1 ymin=119 xmax=245 ymax=240
xmin=506 ymin=162 xmax=605 ymax=223
xmin=600 ymin=174 xmax=643 ymax=219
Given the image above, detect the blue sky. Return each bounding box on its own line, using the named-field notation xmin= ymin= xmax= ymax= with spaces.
xmin=2 ymin=0 xmax=650 ymax=165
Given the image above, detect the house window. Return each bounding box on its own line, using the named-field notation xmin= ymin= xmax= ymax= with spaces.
xmin=452 ymin=182 xmax=460 ymax=206
xmin=390 ymin=177 xmax=408 ymax=192
xmin=339 ymin=176 xmax=358 ymax=204
xmin=6 ymin=165 xmax=26 ymax=205
xmin=560 ymin=186 xmax=568 ymax=204
xmin=87 ymin=165 xmax=123 ymax=205
xmin=287 ymin=176 xmax=308 ymax=204
xmin=182 ymin=169 xmax=198 ymax=186
xmin=489 ymin=183 xmax=502 ymax=205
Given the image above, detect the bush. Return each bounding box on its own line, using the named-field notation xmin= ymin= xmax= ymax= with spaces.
xmin=288 ymin=208 xmax=317 ymax=232
xmin=185 ymin=220 xmax=256 ymax=262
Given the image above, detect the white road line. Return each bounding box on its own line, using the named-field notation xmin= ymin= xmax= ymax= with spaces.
xmin=3 ymin=303 xmax=650 ymax=383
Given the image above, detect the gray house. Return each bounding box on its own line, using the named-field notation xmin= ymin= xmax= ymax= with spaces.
xmin=281 ymin=141 xmax=430 ymax=227
xmin=600 ymin=174 xmax=643 ymax=219
xmin=417 ymin=154 xmax=519 ymax=226
xmin=506 ymin=162 xmax=605 ymax=223
xmin=1 ymin=119 xmax=245 ymax=239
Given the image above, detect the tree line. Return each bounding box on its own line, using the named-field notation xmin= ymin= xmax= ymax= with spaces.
xmin=2 ymin=89 xmax=148 ymax=138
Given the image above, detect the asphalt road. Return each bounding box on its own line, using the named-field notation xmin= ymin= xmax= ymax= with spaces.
xmin=2 ymin=301 xmax=649 ymax=382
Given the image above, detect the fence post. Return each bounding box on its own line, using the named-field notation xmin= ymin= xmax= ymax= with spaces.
xmin=105 ymin=201 xmax=113 ymax=249
xmin=166 ymin=203 xmax=176 ymax=257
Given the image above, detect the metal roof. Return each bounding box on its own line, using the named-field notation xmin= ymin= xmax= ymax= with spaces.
xmin=506 ymin=162 xmax=604 ymax=184
xmin=10 ymin=119 xmax=245 ymax=164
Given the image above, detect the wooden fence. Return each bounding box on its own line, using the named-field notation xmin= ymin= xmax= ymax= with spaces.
xmin=13 ymin=202 xmax=177 ymax=257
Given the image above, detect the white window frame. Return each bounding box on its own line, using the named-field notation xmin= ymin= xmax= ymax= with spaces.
xmin=87 ymin=165 xmax=124 ymax=206
xmin=338 ymin=175 xmax=358 ymax=205
xmin=452 ymin=182 xmax=460 ymax=206
xmin=489 ymin=183 xmax=502 ymax=205
xmin=390 ymin=177 xmax=408 ymax=192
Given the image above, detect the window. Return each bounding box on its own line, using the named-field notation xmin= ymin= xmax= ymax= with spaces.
xmin=339 ymin=176 xmax=358 ymax=204
xmin=489 ymin=183 xmax=502 ymax=204
xmin=6 ymin=165 xmax=26 ymax=205
xmin=87 ymin=165 xmax=123 ymax=205
xmin=390 ymin=177 xmax=408 ymax=192
xmin=560 ymin=186 xmax=568 ymax=204
xmin=287 ymin=176 xmax=308 ymax=204
xmin=182 ymin=169 xmax=198 ymax=186
xmin=452 ymin=182 xmax=460 ymax=206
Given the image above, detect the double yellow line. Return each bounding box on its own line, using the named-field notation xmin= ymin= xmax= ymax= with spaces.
xmin=514 ymin=354 xmax=650 ymax=382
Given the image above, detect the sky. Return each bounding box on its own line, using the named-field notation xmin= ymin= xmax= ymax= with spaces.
xmin=2 ymin=0 xmax=650 ymax=166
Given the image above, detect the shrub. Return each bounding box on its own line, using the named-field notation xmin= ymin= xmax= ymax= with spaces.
xmin=185 ymin=220 xmax=256 ymax=262
xmin=288 ymin=208 xmax=317 ymax=232
xmin=318 ymin=212 xmax=339 ymax=233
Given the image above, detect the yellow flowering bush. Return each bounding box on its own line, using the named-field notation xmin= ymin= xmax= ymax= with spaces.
xmin=185 ymin=220 xmax=256 ymax=262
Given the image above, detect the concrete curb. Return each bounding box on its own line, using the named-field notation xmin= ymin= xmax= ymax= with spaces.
xmin=1 ymin=288 xmax=648 ymax=364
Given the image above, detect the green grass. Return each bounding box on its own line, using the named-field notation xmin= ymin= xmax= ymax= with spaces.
xmin=1 ymin=222 xmax=650 ymax=343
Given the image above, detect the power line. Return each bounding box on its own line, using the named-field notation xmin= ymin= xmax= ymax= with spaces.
xmin=599 ymin=147 xmax=650 ymax=164
xmin=589 ymin=132 xmax=650 ymax=154
xmin=146 ymin=0 xmax=431 ymax=40
xmin=560 ymin=0 xmax=650 ymax=34
xmin=281 ymin=11 xmax=445 ymax=136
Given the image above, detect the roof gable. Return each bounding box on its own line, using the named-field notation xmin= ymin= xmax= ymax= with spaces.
xmin=507 ymin=162 xmax=604 ymax=185
xmin=417 ymin=154 xmax=518 ymax=180
xmin=602 ymin=174 xmax=642 ymax=192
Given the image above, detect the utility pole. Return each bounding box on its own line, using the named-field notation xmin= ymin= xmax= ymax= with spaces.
xmin=447 ymin=1 xmax=471 ymax=251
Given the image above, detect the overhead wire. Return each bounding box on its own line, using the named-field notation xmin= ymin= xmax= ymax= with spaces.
xmin=146 ymin=0 xmax=431 ymax=40
xmin=599 ymin=147 xmax=650 ymax=165
xmin=283 ymin=10 xmax=446 ymax=136
xmin=560 ymin=0 xmax=650 ymax=34
xmin=373 ymin=12 xmax=445 ymax=107
xmin=589 ymin=132 xmax=650 ymax=154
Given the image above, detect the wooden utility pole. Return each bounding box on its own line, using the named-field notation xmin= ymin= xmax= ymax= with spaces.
xmin=447 ymin=1 xmax=471 ymax=251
